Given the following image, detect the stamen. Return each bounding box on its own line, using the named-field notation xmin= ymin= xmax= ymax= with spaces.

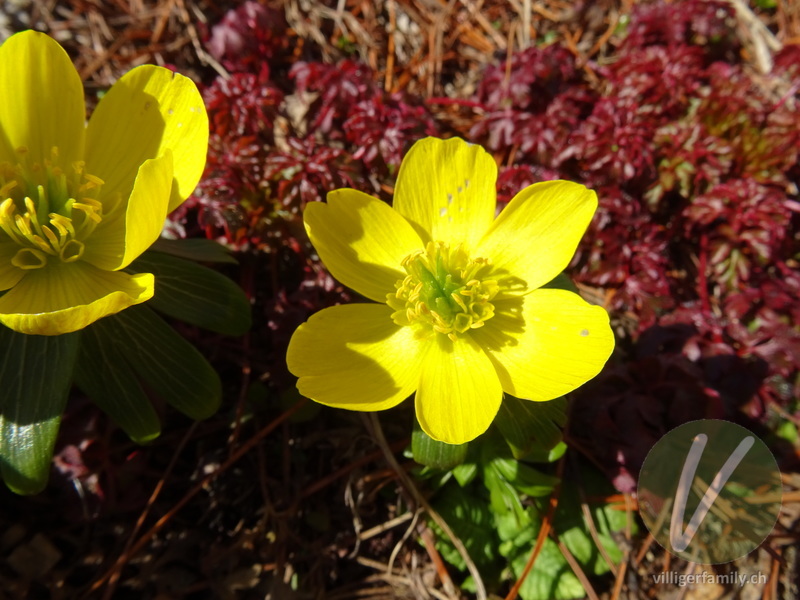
xmin=30 ymin=234 xmax=56 ymax=254
xmin=42 ymin=225 xmax=61 ymax=249
xmin=0 ymin=180 xmax=17 ymax=198
xmin=14 ymin=214 xmax=32 ymax=237
xmin=387 ymin=241 xmax=500 ymax=339
xmin=0 ymin=199 xmax=24 ymax=244
xmin=49 ymin=213 xmax=75 ymax=239
xmin=0 ymin=145 xmax=108 ymax=268
xmin=24 ymin=197 xmax=46 ymax=238
xmin=72 ymin=200 xmax=103 ymax=224
xmin=60 ymin=239 xmax=85 ymax=262
xmin=83 ymin=174 xmax=105 ymax=187
xmin=12 ymin=248 xmax=48 ymax=270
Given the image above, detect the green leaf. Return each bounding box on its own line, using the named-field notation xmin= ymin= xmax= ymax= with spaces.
xmin=496 ymin=508 xmax=585 ymax=600
xmin=411 ymin=419 xmax=468 ymax=469
xmin=74 ymin=324 xmax=161 ymax=443
xmin=428 ymin=484 xmax=499 ymax=572
xmin=514 ymin=538 xmax=585 ymax=600
xmin=491 ymin=458 xmax=560 ymax=497
xmin=546 ymin=441 xmax=568 ymax=462
xmin=776 ymin=419 xmax=798 ymax=444
xmin=149 ymin=238 xmax=238 ymax=264
xmin=0 ymin=328 xmax=80 ymax=494
xmin=494 ymin=396 xmax=567 ymax=459
xmin=94 ymin=306 xmax=221 ymax=420
xmin=480 ymin=435 xmax=526 ymax=517
xmin=452 ymin=463 xmax=478 ymax=487
xmin=130 ymin=251 xmax=251 ymax=336
xmin=483 ymin=456 xmax=526 ymax=518
xmin=555 ymin=460 xmax=633 ymax=576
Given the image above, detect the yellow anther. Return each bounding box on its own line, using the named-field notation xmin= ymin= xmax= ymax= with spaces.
xmin=42 ymin=225 xmax=60 ymax=248
xmin=72 ymin=201 xmax=103 ymax=224
xmin=452 ymin=293 xmax=468 ymax=312
xmin=14 ymin=214 xmax=32 ymax=236
xmin=31 ymin=234 xmax=55 ymax=253
xmin=48 ymin=213 xmax=74 ymax=238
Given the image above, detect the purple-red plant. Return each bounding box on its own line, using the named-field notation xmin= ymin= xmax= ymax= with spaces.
xmin=290 ymin=60 xmax=377 ymax=134
xmin=262 ymin=136 xmax=355 ymax=209
xmin=684 ymin=178 xmax=792 ymax=289
xmin=344 ymin=93 xmax=437 ymax=170
xmin=205 ymin=1 xmax=289 ymax=77
xmin=470 ymin=44 xmax=591 ymax=165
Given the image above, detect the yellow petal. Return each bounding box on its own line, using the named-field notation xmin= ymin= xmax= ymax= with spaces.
xmin=0 ymin=262 xmax=154 ymax=335
xmin=305 ymin=189 xmax=423 ymax=302
xmin=476 ymin=181 xmax=597 ymax=294
xmin=471 ymin=289 xmax=614 ymax=401
xmin=0 ymin=241 xmax=25 ymax=291
xmin=85 ymin=65 xmax=208 ymax=213
xmin=393 ymin=137 xmax=497 ymax=249
xmin=82 ymin=152 xmax=173 ymax=271
xmin=287 ymin=304 xmax=424 ymax=410
xmin=0 ymin=31 xmax=85 ymax=167
xmin=415 ymin=334 xmax=503 ymax=444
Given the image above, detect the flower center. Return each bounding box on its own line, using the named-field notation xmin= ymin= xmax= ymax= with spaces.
xmin=387 ymin=241 xmax=499 ymax=341
xmin=0 ymin=146 xmax=108 ymax=270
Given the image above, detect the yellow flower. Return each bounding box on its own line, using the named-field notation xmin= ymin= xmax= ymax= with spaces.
xmin=0 ymin=31 xmax=208 ymax=335
xmin=288 ymin=137 xmax=615 ymax=444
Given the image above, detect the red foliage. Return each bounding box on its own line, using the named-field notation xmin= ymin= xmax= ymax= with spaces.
xmin=205 ymin=1 xmax=289 ymax=77
xmin=470 ymin=44 xmax=591 ymax=164
xmin=291 ymin=60 xmax=438 ymax=171
xmin=683 ymin=179 xmax=792 ymax=288
xmin=344 ymin=94 xmax=437 ymax=170
xmin=262 ymin=137 xmax=355 ymax=209
xmin=467 ymin=0 xmax=800 ymax=483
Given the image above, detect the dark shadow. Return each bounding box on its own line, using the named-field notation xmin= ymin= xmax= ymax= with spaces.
xmin=566 ymin=321 xmax=775 ymax=494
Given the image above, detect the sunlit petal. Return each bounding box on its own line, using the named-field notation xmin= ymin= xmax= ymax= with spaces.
xmin=0 ymin=262 xmax=153 ymax=335
xmin=471 ymin=288 xmax=614 ymax=401
xmin=477 ymin=181 xmax=597 ymax=294
xmin=85 ymin=65 xmax=208 ymax=212
xmin=305 ymin=189 xmax=424 ymax=302
xmin=415 ymin=334 xmax=503 ymax=444
xmin=288 ymin=304 xmax=425 ymax=410
xmin=82 ymin=153 xmax=173 ymax=271
xmin=0 ymin=31 xmax=85 ymax=167
xmin=393 ymin=137 xmax=497 ymax=249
